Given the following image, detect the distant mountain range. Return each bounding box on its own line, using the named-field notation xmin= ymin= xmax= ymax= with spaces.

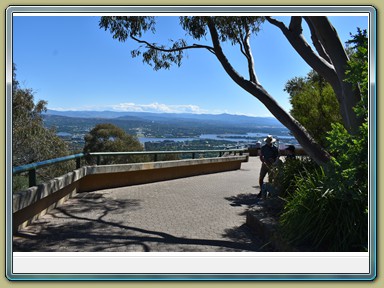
xmin=44 ymin=109 xmax=284 ymax=127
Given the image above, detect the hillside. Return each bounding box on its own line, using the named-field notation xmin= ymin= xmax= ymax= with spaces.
xmin=43 ymin=110 xmax=286 ymax=137
xmin=44 ymin=110 xmax=283 ymax=128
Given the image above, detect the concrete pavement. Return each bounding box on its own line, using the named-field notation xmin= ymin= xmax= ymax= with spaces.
xmin=13 ymin=157 xmax=271 ymax=252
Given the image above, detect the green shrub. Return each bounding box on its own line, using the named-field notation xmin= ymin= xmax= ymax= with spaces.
xmin=272 ymin=157 xmax=318 ymax=198
xmin=279 ymin=165 xmax=367 ymax=251
xmin=279 ymin=122 xmax=368 ymax=251
xmin=279 ymin=121 xmax=368 ymax=251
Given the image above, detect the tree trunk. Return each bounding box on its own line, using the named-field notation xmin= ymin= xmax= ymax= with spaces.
xmin=267 ymin=16 xmax=361 ymax=134
xmin=305 ymin=17 xmax=361 ymax=134
xmin=207 ymin=19 xmax=331 ymax=165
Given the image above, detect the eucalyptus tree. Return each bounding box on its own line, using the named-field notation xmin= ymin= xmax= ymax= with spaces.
xmin=99 ymin=16 xmax=362 ymax=165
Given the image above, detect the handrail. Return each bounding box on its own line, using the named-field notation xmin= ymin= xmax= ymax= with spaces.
xmin=89 ymin=149 xmax=245 ymax=157
xmin=12 ymin=153 xmax=85 ymax=174
xmin=12 ymin=149 xmax=246 ymax=188
xmin=91 ymin=149 xmax=244 ymax=155
xmin=12 ymin=153 xmax=86 ymax=187
xmin=90 ymin=149 xmax=245 ymax=164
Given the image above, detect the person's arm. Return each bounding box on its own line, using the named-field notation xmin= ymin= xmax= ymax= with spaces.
xmin=259 ymin=147 xmax=265 ymax=162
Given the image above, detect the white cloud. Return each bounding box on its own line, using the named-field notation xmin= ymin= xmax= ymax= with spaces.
xmin=110 ymin=102 xmax=207 ymax=114
xmin=51 ymin=102 xmax=208 ymax=114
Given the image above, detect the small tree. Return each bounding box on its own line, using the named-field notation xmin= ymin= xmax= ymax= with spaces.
xmin=83 ymin=123 xmax=147 ymax=165
xmin=285 ymin=70 xmax=343 ymax=147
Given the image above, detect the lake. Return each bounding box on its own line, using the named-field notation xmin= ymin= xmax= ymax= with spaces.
xmin=139 ymin=132 xmax=297 ymax=144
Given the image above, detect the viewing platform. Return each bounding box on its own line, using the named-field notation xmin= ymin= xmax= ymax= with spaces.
xmin=12 ymin=152 xmax=286 ymax=252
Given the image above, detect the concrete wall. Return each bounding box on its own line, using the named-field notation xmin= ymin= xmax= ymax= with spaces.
xmin=13 ymin=156 xmax=247 ymax=232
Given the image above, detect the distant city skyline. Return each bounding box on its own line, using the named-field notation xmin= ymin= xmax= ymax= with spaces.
xmin=13 ymin=13 xmax=368 ymax=117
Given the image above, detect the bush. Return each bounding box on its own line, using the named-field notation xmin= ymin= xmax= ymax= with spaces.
xmin=279 ymin=165 xmax=367 ymax=251
xmin=272 ymin=157 xmax=318 ymax=198
xmin=279 ymin=120 xmax=368 ymax=251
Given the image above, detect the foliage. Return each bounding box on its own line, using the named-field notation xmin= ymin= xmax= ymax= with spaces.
xmin=12 ymin=65 xmax=72 ymax=191
xmin=345 ymin=28 xmax=368 ymax=120
xmin=83 ymin=123 xmax=149 ymax=165
xmin=279 ymin=122 xmax=368 ymax=251
xmin=99 ymin=16 xmax=265 ymax=71
xmin=271 ymin=157 xmax=318 ymax=199
xmin=326 ymin=28 xmax=369 ymax=210
xmin=278 ymin=28 xmax=369 ymax=251
xmin=286 ymin=70 xmax=342 ymax=147
xmin=279 ymin=165 xmax=367 ymax=251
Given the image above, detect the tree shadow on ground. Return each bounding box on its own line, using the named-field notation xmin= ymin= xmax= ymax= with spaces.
xmin=222 ymin=224 xmax=273 ymax=252
xmin=225 ymin=192 xmax=285 ymax=217
xmin=225 ymin=193 xmax=260 ymax=209
xmin=13 ymin=191 xmax=267 ymax=253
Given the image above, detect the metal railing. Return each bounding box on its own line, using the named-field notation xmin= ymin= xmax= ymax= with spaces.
xmin=12 ymin=149 xmax=246 ymax=188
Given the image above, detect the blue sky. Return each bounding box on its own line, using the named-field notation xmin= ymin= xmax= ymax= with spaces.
xmin=13 ymin=14 xmax=368 ymax=116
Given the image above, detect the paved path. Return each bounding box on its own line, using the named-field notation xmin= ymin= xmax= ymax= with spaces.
xmin=13 ymin=157 xmax=269 ymax=252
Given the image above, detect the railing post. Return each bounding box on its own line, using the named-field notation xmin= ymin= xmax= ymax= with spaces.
xmin=76 ymin=158 xmax=81 ymax=169
xmin=29 ymin=169 xmax=37 ymax=187
xmin=192 ymin=152 xmax=196 ymax=159
xmin=97 ymin=155 xmax=101 ymax=165
xmin=154 ymin=154 xmax=158 ymax=162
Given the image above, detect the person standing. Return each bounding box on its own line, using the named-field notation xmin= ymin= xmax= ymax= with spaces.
xmin=258 ymin=135 xmax=279 ymax=197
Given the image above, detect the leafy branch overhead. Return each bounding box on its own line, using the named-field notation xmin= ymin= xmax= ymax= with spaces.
xmin=100 ymin=16 xmax=263 ymax=78
xmin=99 ymin=16 xmax=364 ymax=166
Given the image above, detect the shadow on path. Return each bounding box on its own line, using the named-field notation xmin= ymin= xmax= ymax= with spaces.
xmin=13 ymin=192 xmax=269 ymax=252
xmin=225 ymin=193 xmax=260 ymax=208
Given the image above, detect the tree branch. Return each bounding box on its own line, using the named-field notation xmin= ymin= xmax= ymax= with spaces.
xmin=265 ymin=16 xmax=286 ymax=31
xmin=229 ymin=21 xmax=258 ymax=84
xmin=288 ymin=16 xmax=303 ymax=35
xmin=232 ymin=28 xmax=248 ymax=58
xmin=266 ymin=16 xmax=340 ymax=98
xmin=306 ymin=16 xmax=361 ymax=132
xmin=267 ymin=16 xmax=361 ymax=134
xmin=242 ymin=23 xmax=259 ymax=84
xmin=206 ymin=18 xmax=251 ymax=89
xmin=130 ymin=34 xmax=215 ymax=54
xmin=303 ymin=16 xmax=332 ymax=63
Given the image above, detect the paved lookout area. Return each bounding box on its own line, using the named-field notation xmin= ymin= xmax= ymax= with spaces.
xmin=13 ymin=157 xmax=270 ymax=252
